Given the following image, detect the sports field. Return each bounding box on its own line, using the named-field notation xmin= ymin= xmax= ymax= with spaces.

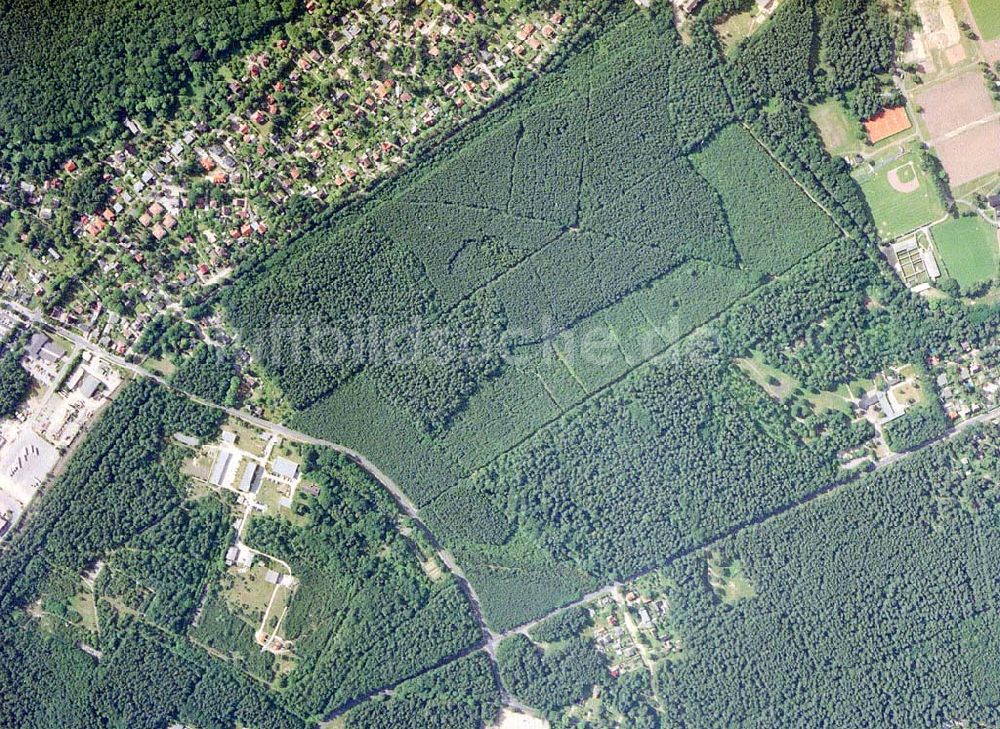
xmin=969 ymin=0 xmax=1000 ymax=41
xmin=931 ymin=216 xmax=1000 ymax=288
xmin=855 ymin=152 xmax=946 ymax=239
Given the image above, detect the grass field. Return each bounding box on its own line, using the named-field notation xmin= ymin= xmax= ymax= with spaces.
xmin=716 ymin=10 xmax=756 ymax=53
xmin=969 ymin=0 xmax=1000 ymax=41
xmin=804 ymin=386 xmax=854 ymax=415
xmin=930 ymin=215 xmax=1000 ymax=288
xmin=810 ymin=99 xmax=859 ymax=157
xmin=737 ymin=352 xmax=799 ymax=400
xmin=854 ymin=151 xmax=946 ymax=239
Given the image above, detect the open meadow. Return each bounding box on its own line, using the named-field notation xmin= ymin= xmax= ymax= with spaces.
xmin=931 ymin=215 xmax=1000 ymax=288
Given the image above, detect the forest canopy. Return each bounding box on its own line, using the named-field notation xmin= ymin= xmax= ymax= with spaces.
xmin=0 ymin=0 xmax=297 ymax=174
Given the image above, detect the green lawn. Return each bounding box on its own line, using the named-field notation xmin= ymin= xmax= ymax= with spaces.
xmin=804 ymin=387 xmax=854 ymax=415
xmin=931 ymin=215 xmax=1000 ymax=289
xmin=810 ymin=99 xmax=859 ymax=157
xmin=969 ymin=0 xmax=1000 ymax=41
xmin=855 ymin=151 xmax=946 ymax=239
xmin=737 ymin=352 xmax=799 ymax=400
xmin=716 ymin=10 xmax=756 ymax=53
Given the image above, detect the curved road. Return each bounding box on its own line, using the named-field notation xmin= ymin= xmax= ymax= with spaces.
xmin=1 ymin=298 xmax=496 ymax=646
xmin=7 ymin=298 xmax=999 ymax=719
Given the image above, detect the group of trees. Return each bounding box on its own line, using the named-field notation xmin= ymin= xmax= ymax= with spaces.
xmin=496 ymin=634 xmax=605 ymax=716
xmin=482 ymin=340 xmax=843 ymax=583
xmin=133 ymin=313 xmax=200 ymax=360
xmin=343 ymin=653 xmax=500 ymax=729
xmin=817 ymin=0 xmax=896 ymax=93
xmin=720 ymin=241 xmax=915 ymax=390
xmin=530 ymin=605 xmax=592 ymax=644
xmin=848 ymin=75 xmax=904 ymax=121
xmin=655 ymin=431 xmax=1000 ymax=728
xmin=0 ymin=0 xmax=298 ymax=175
xmin=0 ymin=379 xmax=221 ymax=611
xmin=0 ymin=380 xmax=309 ymax=728
xmin=188 ymin=589 xmax=276 ymax=680
xmin=882 ymin=400 xmax=949 ymax=452
xmin=100 ymin=497 xmax=229 ymax=632
xmin=0 ymin=350 xmax=31 ymax=418
xmin=243 ymin=449 xmax=482 ymax=717
xmin=748 ymin=100 xmax=878 ymax=239
xmin=691 ymin=123 xmax=842 ymax=272
xmin=726 ymin=0 xmax=818 ymax=111
xmin=171 ymin=342 xmax=241 ymax=407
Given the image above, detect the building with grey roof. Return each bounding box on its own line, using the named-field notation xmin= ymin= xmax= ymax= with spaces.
xmin=78 ymin=374 xmax=102 ymax=399
xmin=271 ymin=456 xmax=298 ymax=480
xmin=239 ymin=462 xmax=262 ymax=493
xmin=209 ymin=451 xmax=232 ymax=486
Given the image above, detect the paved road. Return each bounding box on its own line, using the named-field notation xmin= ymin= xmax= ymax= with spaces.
xmin=2 ymin=298 xmax=496 ymax=647
xmin=8 ymin=297 xmax=999 ymax=717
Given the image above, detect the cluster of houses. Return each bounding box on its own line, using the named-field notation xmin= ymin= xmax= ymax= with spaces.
xmin=591 ymin=590 xmax=676 ymax=677
xmin=0 ymin=0 xmax=580 ymax=372
xmin=221 ymin=0 xmax=569 ymax=200
xmin=592 ymin=616 xmax=641 ymax=676
xmin=931 ymin=343 xmax=1000 ymax=421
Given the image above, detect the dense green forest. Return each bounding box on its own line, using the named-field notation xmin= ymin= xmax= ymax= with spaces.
xmin=490 ymin=430 xmax=1000 ymax=727
xmin=0 ymin=0 xmax=298 ymax=174
xmin=0 ymin=380 xmax=306 ymax=728
xmin=0 ymin=350 xmax=32 ymax=418
xmin=342 ymin=653 xmax=501 ymax=729
xmin=654 ymin=429 xmax=1000 ymax=728
xmin=0 ymin=379 xmax=220 ymax=602
xmin=497 ymin=634 xmax=606 ymax=716
xmin=171 ymin=342 xmax=241 ymax=407
xmin=530 ymin=605 xmax=593 ymax=644
xmin=0 ymin=377 xmax=486 ymax=725
xmin=4 ymin=0 xmax=999 ymax=724
xmin=243 ymin=449 xmax=482 ymax=718
xmin=882 ymin=400 xmax=950 ymax=452
xmin=223 ymin=0 xmax=999 ymax=634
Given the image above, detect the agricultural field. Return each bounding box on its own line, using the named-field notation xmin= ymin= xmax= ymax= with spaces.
xmin=931 ymin=215 xmax=1000 ymax=289
xmin=913 ymin=71 xmax=1000 ymax=187
xmin=854 ymin=149 xmax=947 ymax=239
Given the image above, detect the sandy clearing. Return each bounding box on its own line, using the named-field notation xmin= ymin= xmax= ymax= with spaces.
xmin=490 ymin=709 xmax=549 ymax=729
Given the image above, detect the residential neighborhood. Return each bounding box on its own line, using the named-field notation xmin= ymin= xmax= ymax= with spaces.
xmin=0 ymin=0 xmax=584 ymax=371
